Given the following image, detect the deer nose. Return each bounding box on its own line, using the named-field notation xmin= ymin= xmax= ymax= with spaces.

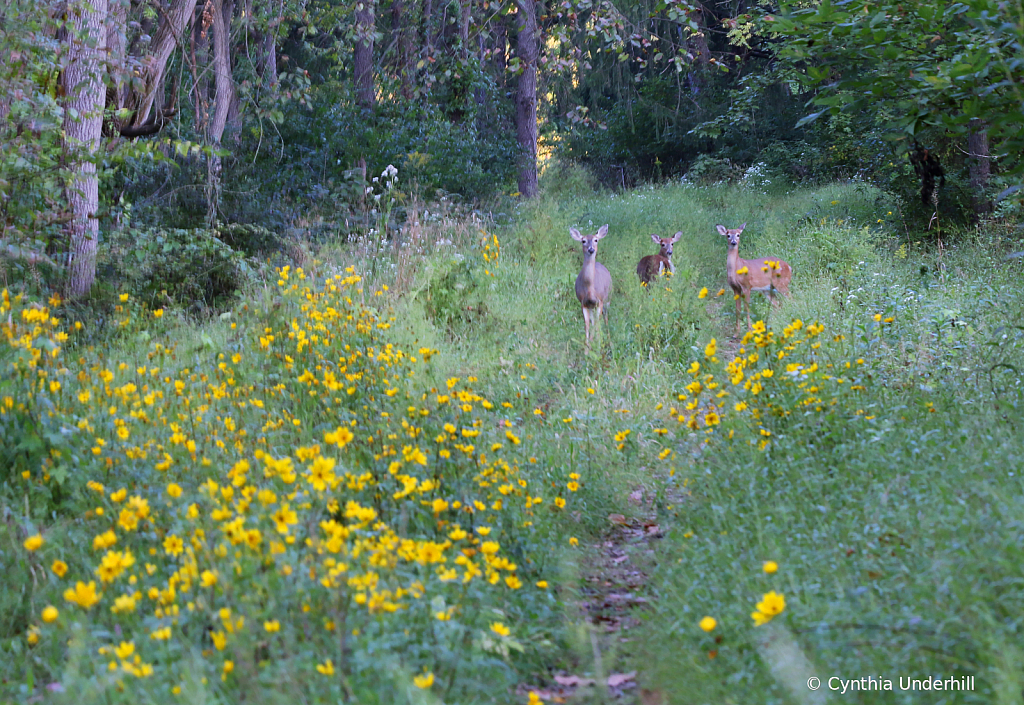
xmin=587 ymin=247 xmax=595 ymax=254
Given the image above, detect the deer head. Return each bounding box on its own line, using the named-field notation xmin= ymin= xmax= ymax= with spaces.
xmin=571 ymin=224 xmax=609 ymax=256
xmin=716 ymin=223 xmax=746 ymax=250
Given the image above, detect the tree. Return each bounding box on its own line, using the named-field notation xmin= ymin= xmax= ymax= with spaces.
xmin=769 ymin=0 xmax=1024 ymax=214
xmin=514 ymin=0 xmax=539 ymax=198
xmin=61 ymin=0 xmax=108 ymax=298
xmin=206 ymin=0 xmax=236 ymax=224
xmin=106 ymin=0 xmax=201 ymax=137
xmin=355 ymin=0 xmax=376 ymax=108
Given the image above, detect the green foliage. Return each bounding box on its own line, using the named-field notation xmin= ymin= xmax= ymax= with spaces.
xmin=684 ymin=154 xmax=743 ymax=185
xmin=0 ymin=0 xmax=73 ymax=264
xmin=420 ymin=256 xmax=490 ymax=335
xmin=243 ymin=92 xmax=518 ymax=219
xmin=771 ymin=0 xmax=1024 ymax=173
xmin=214 ymin=223 xmax=284 ymax=257
xmin=100 ymin=227 xmax=254 ymax=310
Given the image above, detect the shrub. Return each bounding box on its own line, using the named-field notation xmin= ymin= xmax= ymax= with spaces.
xmin=100 ymin=227 xmax=253 ymax=310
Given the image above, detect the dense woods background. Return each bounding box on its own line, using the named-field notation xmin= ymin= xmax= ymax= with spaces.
xmin=2 ymin=0 xmax=1023 ymax=297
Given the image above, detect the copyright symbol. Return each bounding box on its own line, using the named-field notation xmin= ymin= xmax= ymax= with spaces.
xmin=807 ymin=677 xmax=820 ymax=691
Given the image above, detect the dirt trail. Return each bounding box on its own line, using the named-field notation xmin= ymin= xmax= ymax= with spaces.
xmin=519 ymin=487 xmax=678 ymax=704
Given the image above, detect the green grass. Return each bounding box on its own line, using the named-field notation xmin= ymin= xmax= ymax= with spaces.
xmin=2 ymin=179 xmax=1023 ymax=704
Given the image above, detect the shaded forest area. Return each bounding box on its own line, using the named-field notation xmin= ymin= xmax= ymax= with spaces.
xmin=2 ymin=0 xmax=1023 ymax=299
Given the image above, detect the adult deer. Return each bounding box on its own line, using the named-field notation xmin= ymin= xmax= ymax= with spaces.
xmin=571 ymin=224 xmax=612 ymax=347
xmin=636 ymin=232 xmax=682 ymax=285
xmin=716 ymin=223 xmax=792 ymax=332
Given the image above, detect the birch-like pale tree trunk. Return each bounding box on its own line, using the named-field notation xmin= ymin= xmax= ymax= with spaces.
xmin=206 ymin=0 xmax=234 ymax=224
xmin=61 ymin=0 xmax=108 ymax=298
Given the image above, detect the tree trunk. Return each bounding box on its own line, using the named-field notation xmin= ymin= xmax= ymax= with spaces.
xmin=459 ymin=0 xmax=471 ymax=60
xmin=190 ymin=7 xmax=210 ymax=135
xmin=968 ymin=119 xmax=992 ymax=216
xmin=206 ymin=0 xmax=234 ymax=224
xmin=132 ymin=0 xmax=201 ymax=128
xmin=685 ymin=7 xmax=710 ymax=97
xmin=392 ymin=0 xmax=414 ymax=100
xmin=106 ymin=0 xmax=129 ymax=115
xmin=494 ymin=19 xmax=507 ymax=87
xmin=423 ymin=0 xmax=434 ymax=56
xmin=263 ymin=24 xmax=278 ymax=91
xmin=354 ymin=0 xmax=376 ymax=108
xmin=61 ymin=0 xmax=108 ymax=299
xmin=514 ymin=0 xmax=539 ymax=198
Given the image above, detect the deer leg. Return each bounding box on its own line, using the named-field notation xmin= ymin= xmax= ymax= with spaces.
xmin=596 ymin=301 xmax=610 ymax=349
xmin=582 ymin=307 xmax=591 ymax=346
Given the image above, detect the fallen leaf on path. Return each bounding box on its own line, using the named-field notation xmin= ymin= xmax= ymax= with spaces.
xmin=607 ymin=671 xmax=637 ymax=687
xmin=608 ymin=513 xmax=628 ymax=525
xmin=628 ymin=489 xmax=644 ymax=504
xmin=554 ymin=675 xmax=595 ymax=687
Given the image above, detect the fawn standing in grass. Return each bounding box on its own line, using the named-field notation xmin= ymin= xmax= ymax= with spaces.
xmin=716 ymin=223 xmax=792 ymax=333
xmin=571 ymin=224 xmax=612 ymax=347
xmin=636 ymin=232 xmax=682 ymax=285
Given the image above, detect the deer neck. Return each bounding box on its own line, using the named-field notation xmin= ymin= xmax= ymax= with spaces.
xmin=726 ymin=246 xmax=742 ymax=274
xmin=582 ymin=252 xmax=598 ymax=281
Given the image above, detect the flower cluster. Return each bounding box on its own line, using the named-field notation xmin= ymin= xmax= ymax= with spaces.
xmin=659 ymin=318 xmax=868 ymax=449
xmin=3 ymin=273 xmax=571 ymax=697
xmin=481 ymin=232 xmax=501 ymax=277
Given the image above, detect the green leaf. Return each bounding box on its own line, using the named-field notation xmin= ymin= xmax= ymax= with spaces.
xmin=795 ymin=110 xmax=826 ymax=128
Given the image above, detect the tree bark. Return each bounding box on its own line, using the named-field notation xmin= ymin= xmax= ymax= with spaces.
xmin=392 ymin=0 xmax=414 ymax=100
xmin=968 ymin=119 xmax=992 ymax=216
xmin=61 ymin=0 xmax=108 ymax=299
xmin=206 ymin=0 xmax=234 ymax=224
xmin=106 ymin=0 xmax=129 ymax=115
xmin=494 ymin=19 xmax=507 ymax=87
xmin=514 ymin=0 xmax=539 ymax=198
xmin=132 ymin=0 xmax=201 ymax=128
xmin=459 ymin=0 xmax=471 ymax=60
xmin=262 ymin=24 xmax=278 ymax=91
xmin=354 ymin=0 xmax=376 ymax=108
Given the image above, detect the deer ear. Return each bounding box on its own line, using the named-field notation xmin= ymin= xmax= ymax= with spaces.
xmin=738 ymin=222 xmax=747 ymax=232
xmin=715 ymin=225 xmax=728 ymax=237
xmin=570 ymin=228 xmax=583 ymax=241
xmin=596 ymin=224 xmax=609 ymax=239
xmin=650 ymin=233 xmax=661 ymax=244
xmin=671 ymin=231 xmax=682 ymax=243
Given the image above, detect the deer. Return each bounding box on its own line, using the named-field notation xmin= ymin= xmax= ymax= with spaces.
xmin=637 ymin=232 xmax=682 ymax=285
xmin=716 ymin=223 xmax=793 ymax=333
xmin=571 ymin=224 xmax=612 ymax=347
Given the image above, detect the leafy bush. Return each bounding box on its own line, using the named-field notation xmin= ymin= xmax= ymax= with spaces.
xmin=100 ymin=227 xmax=254 ymax=310
xmin=684 ymin=155 xmax=742 ymax=185
xmin=214 ymin=223 xmax=284 ymax=257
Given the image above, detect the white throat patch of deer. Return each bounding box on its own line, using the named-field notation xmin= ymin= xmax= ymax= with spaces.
xmin=571 ymin=225 xmax=612 ymax=347
xmin=637 ymin=231 xmax=682 ymax=285
xmin=716 ymin=223 xmax=793 ymax=333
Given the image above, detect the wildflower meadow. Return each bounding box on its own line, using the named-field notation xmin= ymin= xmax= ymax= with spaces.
xmin=3 ymin=180 xmax=1024 ymax=704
